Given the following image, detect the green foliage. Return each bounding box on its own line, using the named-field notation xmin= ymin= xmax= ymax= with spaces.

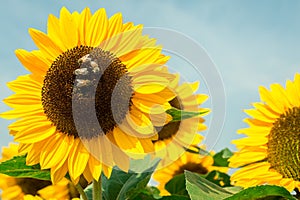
xmin=0 ymin=155 xmax=51 ymax=181
xmin=102 ymin=162 xmax=158 ymax=200
xmin=1 ymin=154 xmax=297 ymax=200
xmin=84 ymin=184 xmax=93 ymax=200
xmin=224 ymin=185 xmax=297 ymax=200
xmin=166 ymin=107 xmax=209 ymax=122
xmin=213 ymin=148 xmax=233 ymax=167
xmin=165 ymin=174 xmax=189 ymax=197
xmin=161 ymin=195 xmax=191 ymax=200
xmin=185 ymin=170 xmax=233 ymax=200
xmin=130 ymin=187 xmax=161 ymax=200
xmin=205 ymin=170 xmax=231 ymax=187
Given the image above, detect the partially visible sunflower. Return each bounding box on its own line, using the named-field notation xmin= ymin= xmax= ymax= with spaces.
xmin=229 ymin=73 xmax=300 ymax=192
xmin=153 ymin=150 xmax=227 ymax=196
xmin=0 ymin=143 xmax=79 ymax=200
xmin=23 ymin=195 xmax=43 ymax=200
xmin=1 ymin=7 xmax=176 ymax=183
xmin=152 ymin=75 xmax=209 ymax=167
xmin=23 ymin=195 xmax=80 ymax=200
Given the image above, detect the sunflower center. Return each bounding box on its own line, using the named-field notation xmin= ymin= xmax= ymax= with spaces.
xmin=16 ymin=178 xmax=51 ymax=195
xmin=156 ymin=97 xmax=183 ymax=140
xmin=173 ymin=162 xmax=208 ymax=176
xmin=42 ymin=46 xmax=133 ymax=138
xmin=268 ymin=107 xmax=300 ymax=181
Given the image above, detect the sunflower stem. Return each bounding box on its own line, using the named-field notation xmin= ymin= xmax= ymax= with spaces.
xmin=93 ymin=177 xmax=102 ymax=200
xmin=75 ymin=183 xmax=88 ymax=200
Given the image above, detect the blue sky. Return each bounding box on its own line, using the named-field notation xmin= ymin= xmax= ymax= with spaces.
xmin=1 ymin=0 xmax=300 ymax=152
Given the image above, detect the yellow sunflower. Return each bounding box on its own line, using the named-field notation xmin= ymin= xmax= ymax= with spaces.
xmin=229 ymin=73 xmax=300 ymax=192
xmin=23 ymin=195 xmax=80 ymax=200
xmin=153 ymin=150 xmax=227 ymax=196
xmin=1 ymin=7 xmax=177 ymax=183
xmin=152 ymin=75 xmax=209 ymax=166
xmin=0 ymin=143 xmax=79 ymax=200
xmin=23 ymin=195 xmax=43 ymax=200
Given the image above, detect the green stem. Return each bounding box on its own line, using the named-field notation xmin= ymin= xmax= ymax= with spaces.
xmin=93 ymin=177 xmax=102 ymax=200
xmin=75 ymin=183 xmax=88 ymax=200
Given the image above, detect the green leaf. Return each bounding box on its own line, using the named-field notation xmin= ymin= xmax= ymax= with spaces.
xmin=224 ymin=185 xmax=297 ymax=200
xmin=161 ymin=195 xmax=191 ymax=200
xmin=185 ymin=170 xmax=233 ymax=200
xmin=213 ymin=148 xmax=233 ymax=167
xmin=205 ymin=170 xmax=231 ymax=187
xmin=223 ymin=186 xmax=243 ymax=194
xmin=102 ymin=161 xmax=158 ymax=200
xmin=165 ymin=174 xmax=189 ymax=196
xmin=131 ymin=186 xmax=162 ymax=200
xmin=125 ymin=173 xmax=153 ymax=199
xmin=0 ymin=155 xmax=51 ymax=181
xmin=166 ymin=108 xmax=209 ymax=122
xmin=83 ymin=183 xmax=93 ymax=200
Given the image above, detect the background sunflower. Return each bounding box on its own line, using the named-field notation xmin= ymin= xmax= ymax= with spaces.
xmin=0 ymin=143 xmax=79 ymax=200
xmin=153 ymin=75 xmax=209 ymax=169
xmin=229 ymin=73 xmax=300 ymax=192
xmin=153 ymin=149 xmax=228 ymax=196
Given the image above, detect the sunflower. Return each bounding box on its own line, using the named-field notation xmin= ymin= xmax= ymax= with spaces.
xmin=229 ymin=73 xmax=300 ymax=192
xmin=23 ymin=195 xmax=80 ymax=200
xmin=153 ymin=150 xmax=227 ymax=195
xmin=1 ymin=7 xmax=177 ymax=183
xmin=152 ymin=75 xmax=209 ymax=167
xmin=23 ymin=195 xmax=43 ymax=200
xmin=0 ymin=143 xmax=80 ymax=199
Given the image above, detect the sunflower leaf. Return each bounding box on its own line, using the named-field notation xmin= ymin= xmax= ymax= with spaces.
xmin=213 ymin=148 xmax=233 ymax=167
xmin=0 ymin=155 xmax=51 ymax=181
xmin=130 ymin=186 xmax=162 ymax=200
xmin=165 ymin=173 xmax=189 ymax=197
xmin=102 ymin=160 xmax=159 ymax=200
xmin=185 ymin=170 xmax=233 ymax=200
xmin=83 ymin=183 xmax=93 ymax=200
xmin=224 ymin=185 xmax=297 ymax=200
xmin=166 ymin=108 xmax=208 ymax=122
xmin=161 ymin=195 xmax=191 ymax=200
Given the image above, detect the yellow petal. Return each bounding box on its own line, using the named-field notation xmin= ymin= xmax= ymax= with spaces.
xmin=259 ymin=86 xmax=284 ymax=114
xmin=270 ymin=83 xmax=292 ymax=110
xmin=4 ymin=94 xmax=41 ymax=107
xmin=14 ymin=123 xmax=56 ymax=143
xmin=286 ymin=80 xmax=300 ymax=107
xmin=29 ymin=28 xmax=62 ymax=59
xmin=88 ymin=155 xmax=102 ymax=181
xmin=78 ymin=7 xmax=92 ymax=46
xmin=232 ymin=136 xmax=268 ymax=147
xmin=59 ymin=7 xmax=78 ymax=48
xmin=7 ymin=75 xmax=42 ymax=93
xmin=133 ymin=75 xmax=169 ymax=94
xmin=15 ymin=49 xmax=49 ymax=75
xmin=252 ymin=102 xmax=280 ymax=119
xmin=51 ymin=161 xmax=68 ymax=184
xmin=68 ymin=141 xmax=89 ymax=180
xmin=9 ymin=116 xmax=48 ymax=131
xmin=244 ymin=109 xmax=275 ymax=123
xmin=113 ymin=127 xmax=140 ymax=151
xmin=107 ymin=13 xmax=123 ymax=38
xmin=86 ymin=8 xmax=108 ymax=46
xmin=26 ymin=142 xmax=44 ymax=165
xmin=40 ymin=134 xmax=71 ymax=169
